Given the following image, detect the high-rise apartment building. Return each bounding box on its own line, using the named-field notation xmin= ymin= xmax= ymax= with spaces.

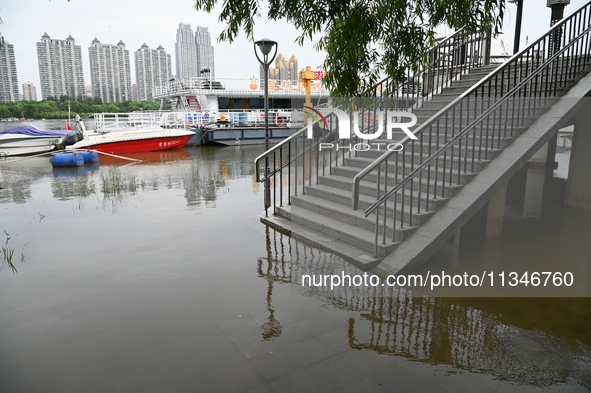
xmin=0 ymin=33 xmax=20 ymax=103
xmin=36 ymin=33 xmax=85 ymax=100
xmin=261 ymin=53 xmax=298 ymax=88
xmin=175 ymin=23 xmax=198 ymax=80
xmin=88 ymin=38 xmax=132 ymax=103
xmin=22 ymin=82 xmax=37 ymax=101
xmin=195 ymin=26 xmax=215 ymax=79
xmin=135 ymin=43 xmax=172 ymax=101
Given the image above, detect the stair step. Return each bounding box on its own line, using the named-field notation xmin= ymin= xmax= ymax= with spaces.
xmin=344 ymin=155 xmax=481 ymax=183
xmin=306 ymin=179 xmax=449 ymax=211
xmin=321 ymin=168 xmax=467 ymax=199
xmin=369 ymin=133 xmax=519 ymax=149
xmin=261 ymin=212 xmax=382 ymax=269
xmin=349 ymin=150 xmax=494 ymax=172
xmin=276 ymin=204 xmax=401 ymax=257
xmin=291 ymin=193 xmax=421 ymax=240
xmin=411 ymin=105 xmax=551 ymax=118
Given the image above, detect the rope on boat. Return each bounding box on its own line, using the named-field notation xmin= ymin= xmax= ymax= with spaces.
xmin=0 ymin=148 xmax=142 ymax=164
xmin=86 ymin=150 xmax=143 ymax=162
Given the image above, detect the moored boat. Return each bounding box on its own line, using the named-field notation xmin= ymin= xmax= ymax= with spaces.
xmin=66 ymin=113 xmax=195 ymax=154
xmin=0 ymin=124 xmax=70 ymax=157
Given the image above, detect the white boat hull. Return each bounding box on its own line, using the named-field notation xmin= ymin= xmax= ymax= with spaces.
xmin=0 ymin=135 xmax=61 ymax=157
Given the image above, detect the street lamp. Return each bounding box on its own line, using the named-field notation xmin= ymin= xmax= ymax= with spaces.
xmin=547 ymin=0 xmax=570 ymax=55
xmin=254 ymin=38 xmax=278 ymax=212
xmin=547 ymin=0 xmax=570 ymax=24
xmin=508 ymin=0 xmax=524 ymax=54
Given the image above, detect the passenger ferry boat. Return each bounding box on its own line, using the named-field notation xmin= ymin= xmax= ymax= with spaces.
xmin=151 ymin=77 xmax=330 ymax=146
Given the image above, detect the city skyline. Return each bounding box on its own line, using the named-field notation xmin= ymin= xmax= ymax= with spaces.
xmin=0 ymin=0 xmax=329 ymax=98
xmin=1 ymin=0 xmax=587 ymax=100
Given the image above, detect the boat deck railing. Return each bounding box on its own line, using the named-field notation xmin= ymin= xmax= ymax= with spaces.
xmin=92 ymin=112 xmax=188 ymax=133
xmin=91 ymin=109 xmax=306 ymax=134
xmin=182 ymin=109 xmax=304 ymax=128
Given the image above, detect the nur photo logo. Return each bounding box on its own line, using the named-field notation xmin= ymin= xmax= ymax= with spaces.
xmin=304 ymin=105 xmax=418 ymax=152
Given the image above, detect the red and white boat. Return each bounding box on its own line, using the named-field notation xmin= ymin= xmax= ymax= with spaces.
xmin=67 ymin=113 xmax=195 ymax=154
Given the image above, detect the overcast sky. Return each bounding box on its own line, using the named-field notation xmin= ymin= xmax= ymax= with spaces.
xmin=1 ymin=0 xmax=589 ymax=96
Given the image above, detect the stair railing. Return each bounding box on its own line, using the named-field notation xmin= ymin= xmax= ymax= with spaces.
xmin=254 ymin=30 xmax=489 ymax=217
xmin=254 ymin=112 xmax=345 ymax=217
xmin=352 ymin=1 xmax=591 ymax=257
xmin=351 ymin=29 xmax=489 ymax=146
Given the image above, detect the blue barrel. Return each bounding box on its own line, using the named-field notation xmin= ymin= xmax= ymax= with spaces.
xmin=80 ymin=150 xmax=99 ymax=164
xmin=51 ymin=152 xmax=84 ymax=167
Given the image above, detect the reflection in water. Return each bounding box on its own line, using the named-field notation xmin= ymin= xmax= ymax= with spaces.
xmin=257 ymin=226 xmax=284 ymax=340
xmin=259 ymin=226 xmax=591 ymax=389
xmin=0 ymin=147 xmax=263 ymax=210
xmin=0 ymin=157 xmax=54 ymax=204
xmin=51 ymin=164 xmax=99 ymax=201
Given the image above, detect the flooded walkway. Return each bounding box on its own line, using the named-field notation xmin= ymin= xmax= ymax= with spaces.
xmin=0 ymin=142 xmax=590 ymax=392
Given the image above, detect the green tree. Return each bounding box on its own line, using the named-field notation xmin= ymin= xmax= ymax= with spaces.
xmin=0 ymin=106 xmax=10 ymax=118
xmin=194 ymin=0 xmax=505 ymax=96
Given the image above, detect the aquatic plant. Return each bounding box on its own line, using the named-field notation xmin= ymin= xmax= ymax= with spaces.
xmin=101 ymin=168 xmax=124 ymax=195
xmin=2 ymin=247 xmax=16 ymax=273
xmin=3 ymin=227 xmax=10 ymax=244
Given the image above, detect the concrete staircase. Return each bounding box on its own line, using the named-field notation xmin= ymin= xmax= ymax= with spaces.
xmin=266 ymin=66 xmax=503 ymax=265
xmin=258 ymin=3 xmax=591 ymax=272
xmin=264 ymin=61 xmax=591 ymax=271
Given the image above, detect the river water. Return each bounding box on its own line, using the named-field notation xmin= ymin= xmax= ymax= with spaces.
xmin=0 ymin=120 xmax=590 ymax=392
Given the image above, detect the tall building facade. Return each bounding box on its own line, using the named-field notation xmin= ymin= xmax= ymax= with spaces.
xmin=22 ymin=82 xmax=37 ymax=101
xmin=88 ymin=38 xmax=132 ymax=102
xmin=195 ymin=26 xmax=215 ymax=79
xmin=36 ymin=33 xmax=85 ymax=100
xmin=135 ymin=43 xmax=172 ymax=101
xmin=175 ymin=23 xmax=198 ymax=80
xmin=261 ymin=53 xmax=298 ymax=88
xmin=0 ymin=33 xmax=20 ymax=103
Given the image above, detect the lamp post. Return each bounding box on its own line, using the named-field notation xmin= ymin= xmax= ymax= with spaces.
xmin=547 ymin=0 xmax=569 ymax=24
xmin=547 ymin=0 xmax=570 ymax=55
xmin=508 ymin=0 xmax=524 ymax=54
xmin=254 ymin=38 xmax=278 ymax=212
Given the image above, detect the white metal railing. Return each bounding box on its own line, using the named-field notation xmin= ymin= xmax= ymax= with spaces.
xmin=90 ymin=112 xmax=190 ymax=133
xmin=152 ymin=77 xmax=330 ymax=99
xmin=89 ymin=109 xmax=306 ymax=134
xmin=183 ymin=108 xmax=304 ymax=128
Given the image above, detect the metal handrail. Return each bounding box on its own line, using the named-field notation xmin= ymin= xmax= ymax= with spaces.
xmin=254 ymin=28 xmax=491 ymax=219
xmin=370 ymin=27 xmax=468 ymax=96
xmin=352 ymin=1 xmax=591 ymax=210
xmin=365 ymin=25 xmax=591 ymax=216
xmin=256 ymin=28 xmax=472 ymax=181
xmin=353 ymin=0 xmax=591 ymax=256
xmin=254 ymin=124 xmax=306 ymax=180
